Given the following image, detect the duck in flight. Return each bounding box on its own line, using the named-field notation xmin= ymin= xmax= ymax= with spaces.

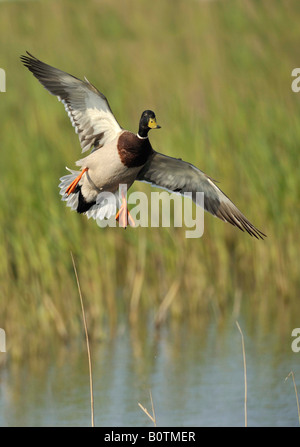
xmin=21 ymin=52 xmax=266 ymax=239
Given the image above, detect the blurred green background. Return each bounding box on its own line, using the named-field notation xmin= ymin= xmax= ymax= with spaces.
xmin=1 ymin=0 xmax=300 ymax=362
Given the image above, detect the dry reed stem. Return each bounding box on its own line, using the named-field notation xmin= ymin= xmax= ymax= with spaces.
xmin=155 ymin=281 xmax=180 ymax=328
xmin=138 ymin=390 xmax=157 ymax=427
xmin=129 ymin=236 xmax=146 ymax=325
xmin=71 ymin=251 xmax=95 ymax=427
xmin=236 ymin=320 xmax=247 ymax=427
xmin=285 ymin=371 xmax=300 ymax=425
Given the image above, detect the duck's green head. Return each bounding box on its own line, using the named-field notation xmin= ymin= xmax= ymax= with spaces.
xmin=138 ymin=110 xmax=161 ymax=138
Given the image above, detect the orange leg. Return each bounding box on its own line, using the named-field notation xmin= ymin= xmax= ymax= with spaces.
xmin=66 ymin=168 xmax=88 ymax=195
xmin=115 ymin=195 xmax=135 ymax=229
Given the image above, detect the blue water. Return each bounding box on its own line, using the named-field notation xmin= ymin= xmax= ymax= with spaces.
xmin=0 ymin=320 xmax=299 ymax=426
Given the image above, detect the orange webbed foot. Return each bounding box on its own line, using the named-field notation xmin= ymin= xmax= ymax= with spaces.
xmin=66 ymin=168 xmax=88 ymax=195
xmin=115 ymin=196 xmax=135 ymax=229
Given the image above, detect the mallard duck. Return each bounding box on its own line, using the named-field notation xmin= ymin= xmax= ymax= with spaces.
xmin=21 ymin=52 xmax=266 ymax=239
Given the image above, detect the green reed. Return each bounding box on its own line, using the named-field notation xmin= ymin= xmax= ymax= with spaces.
xmin=0 ymin=0 xmax=299 ymax=360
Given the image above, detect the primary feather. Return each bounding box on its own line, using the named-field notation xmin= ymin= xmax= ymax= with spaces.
xmin=20 ymin=51 xmax=122 ymax=152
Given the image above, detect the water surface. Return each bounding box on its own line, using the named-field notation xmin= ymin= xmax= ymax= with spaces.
xmin=0 ymin=319 xmax=299 ymax=427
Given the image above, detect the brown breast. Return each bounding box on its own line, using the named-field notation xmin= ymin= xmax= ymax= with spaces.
xmin=117 ymin=131 xmax=154 ymax=168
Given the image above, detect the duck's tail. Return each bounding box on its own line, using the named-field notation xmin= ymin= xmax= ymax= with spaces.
xmin=58 ymin=168 xmax=120 ymax=220
xmin=59 ymin=168 xmax=81 ymax=211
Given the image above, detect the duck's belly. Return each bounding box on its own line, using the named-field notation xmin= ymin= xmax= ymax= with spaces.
xmin=76 ymin=143 xmax=143 ymax=202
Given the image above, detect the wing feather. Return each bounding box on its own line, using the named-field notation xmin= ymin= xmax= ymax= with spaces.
xmin=21 ymin=52 xmax=122 ymax=152
xmin=137 ymin=152 xmax=266 ymax=239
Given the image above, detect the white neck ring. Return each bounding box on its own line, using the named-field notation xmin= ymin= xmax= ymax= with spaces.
xmin=137 ymin=133 xmax=148 ymax=140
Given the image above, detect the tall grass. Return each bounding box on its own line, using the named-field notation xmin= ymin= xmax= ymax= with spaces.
xmin=1 ymin=0 xmax=300 ymax=361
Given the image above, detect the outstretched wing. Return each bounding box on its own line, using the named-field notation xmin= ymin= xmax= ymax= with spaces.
xmin=137 ymin=152 xmax=266 ymax=239
xmin=21 ymin=52 xmax=122 ymax=153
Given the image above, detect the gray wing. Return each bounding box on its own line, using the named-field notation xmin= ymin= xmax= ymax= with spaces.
xmin=21 ymin=52 xmax=122 ymax=153
xmin=137 ymin=152 xmax=266 ymax=239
